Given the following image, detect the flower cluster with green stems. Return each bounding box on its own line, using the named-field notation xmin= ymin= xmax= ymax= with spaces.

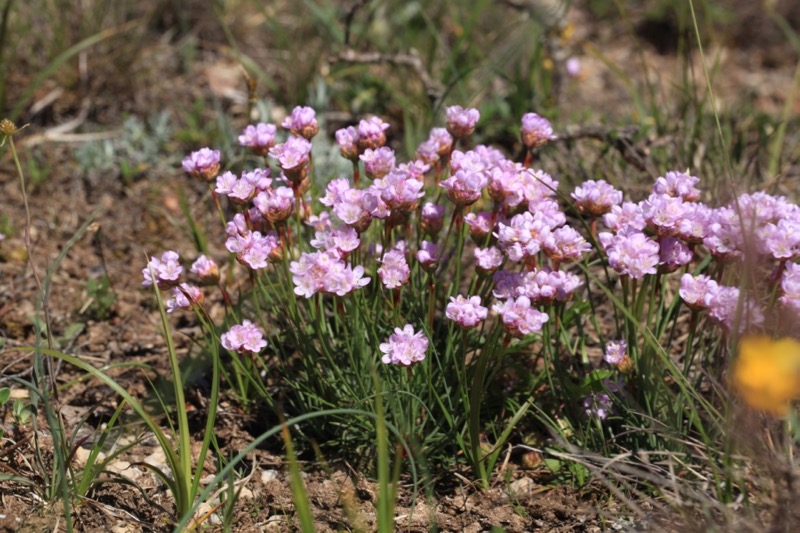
xmin=155 ymin=103 xmax=800 ymax=493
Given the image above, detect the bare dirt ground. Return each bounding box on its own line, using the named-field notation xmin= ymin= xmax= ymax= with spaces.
xmin=1 ymin=1 xmax=798 ymax=530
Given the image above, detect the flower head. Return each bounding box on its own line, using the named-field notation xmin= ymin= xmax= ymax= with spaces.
xmin=142 ymin=251 xmax=183 ymax=289
xmin=282 ymin=106 xmax=319 ymax=139
xmin=572 ymin=180 xmax=623 ymax=216
xmin=182 ymin=148 xmax=221 ymax=181
xmin=421 ymin=202 xmax=446 ymax=236
xmin=380 ymin=324 xmax=429 ymax=366
xmin=378 ymin=248 xmax=410 ymax=289
xmin=604 ymin=340 xmax=627 ymax=365
xmin=520 ymin=113 xmax=555 ymax=149
xmin=416 ymin=241 xmax=440 ymax=270
xmin=360 ymin=147 xmax=395 ymax=180
xmin=221 ymin=319 xmax=268 ymax=354
xmin=446 ymin=295 xmax=488 ymax=328
xmin=474 ymin=246 xmax=504 ymax=274
xmin=599 ymin=231 xmax=660 ymax=279
xmin=445 ymin=105 xmax=480 ymax=138
xmin=239 ymin=123 xmax=278 ymax=155
xmin=269 ymin=137 xmax=312 ymax=183
xmin=166 ymin=283 xmax=204 ymax=313
xmin=357 ymin=116 xmax=390 ymax=151
xmin=493 ymin=296 xmax=549 ymax=337
xmin=336 ymin=126 xmax=360 ymax=161
xmin=190 ymin=255 xmax=219 ymax=285
xmin=440 ymin=169 xmax=488 ymax=206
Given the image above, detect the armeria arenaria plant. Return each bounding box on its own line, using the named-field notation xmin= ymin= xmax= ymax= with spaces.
xmin=145 ymin=104 xmax=800 ymax=490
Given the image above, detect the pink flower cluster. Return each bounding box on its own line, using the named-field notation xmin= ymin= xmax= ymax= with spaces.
xmin=239 ymin=123 xmax=278 ymax=155
xmin=221 ymin=319 xmax=268 ymax=354
xmin=290 ymin=251 xmax=370 ymax=298
xmin=182 ymin=148 xmax=220 ymax=181
xmin=380 ymin=324 xmax=428 ymax=366
xmin=225 ymin=214 xmax=282 ymax=270
xmin=446 ymin=295 xmax=488 ymax=328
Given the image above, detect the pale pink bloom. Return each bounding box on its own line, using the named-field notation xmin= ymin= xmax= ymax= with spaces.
xmin=239 ymin=123 xmax=278 ymax=155
xmin=520 ymin=113 xmax=555 ymax=149
xmin=166 ymin=283 xmax=203 ymax=313
xmin=474 ymin=246 xmax=504 ymax=274
xmin=336 ymin=126 xmax=360 ymax=161
xmin=378 ymin=248 xmax=410 ymax=289
xmin=221 ymin=319 xmax=267 ymax=354
xmin=282 ymin=105 xmax=319 ymax=139
xmin=182 ymin=148 xmax=220 ymax=180
xmin=599 ymin=231 xmax=660 ymax=279
xmin=142 ymin=251 xmax=183 ymax=289
xmin=604 ymin=340 xmax=627 ymax=365
xmin=440 ymin=169 xmax=487 ymax=206
xmin=357 ymin=116 xmax=390 ymax=151
xmin=446 ymin=295 xmax=488 ymax=328
xmin=542 ymin=225 xmax=591 ymax=264
xmin=380 ymin=324 xmax=428 ymax=366
xmin=679 ymin=274 xmax=720 ymax=311
xmin=572 ymin=180 xmax=623 ymax=216
xmin=445 ymin=105 xmax=480 ymax=138
xmin=653 ymin=170 xmax=701 ymax=202
xmin=658 ymin=237 xmax=694 ymax=272
xmin=603 ymin=202 xmax=646 ymax=234
xmin=190 ymin=255 xmax=219 ymax=284
xmin=360 ymin=147 xmax=396 ymax=180
xmin=465 ymin=211 xmax=495 ymax=241
xmin=416 ymin=241 xmax=440 ymax=270
xmin=421 ymin=202 xmax=445 ymax=236
xmin=493 ymin=296 xmax=549 ymax=337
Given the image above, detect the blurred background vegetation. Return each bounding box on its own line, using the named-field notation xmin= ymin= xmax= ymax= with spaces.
xmin=1 ymin=0 xmax=797 ymax=173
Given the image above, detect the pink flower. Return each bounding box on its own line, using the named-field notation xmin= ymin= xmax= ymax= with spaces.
xmin=641 ymin=193 xmax=687 ymax=237
xmin=380 ymin=324 xmax=428 ymax=366
xmin=142 ymin=251 xmax=183 ymax=289
xmin=269 ymin=137 xmax=312 ymax=182
xmin=239 ymin=123 xmax=278 ymax=155
xmin=421 ymin=203 xmax=446 ymax=236
xmin=520 ymin=113 xmax=555 ymax=149
xmin=182 ymin=148 xmax=220 ymax=181
xmin=428 ymin=128 xmax=453 ymax=157
xmin=495 ymin=211 xmax=554 ymax=263
xmin=360 ymin=147 xmax=396 ymax=180
xmin=221 ymin=319 xmax=268 ymax=354
xmin=572 ymin=180 xmax=623 ymax=216
xmin=226 ymin=230 xmax=281 ymax=269
xmin=658 ymin=237 xmax=694 ymax=272
xmin=603 ymin=202 xmax=646 ymax=234
xmin=653 ymin=170 xmax=701 ymax=202
xmin=679 ymin=274 xmax=719 ymax=311
xmin=604 ymin=340 xmax=627 ymax=365
xmin=780 ymin=262 xmax=800 ymax=315
xmin=446 ymin=295 xmax=488 ymax=328
xmin=310 ymin=226 xmax=360 ymax=258
xmin=336 ymin=126 xmax=360 ymax=161
xmin=372 ymin=170 xmax=425 ymax=213
xmin=474 ymin=246 xmax=504 ymax=274
xmin=759 ymin=219 xmax=800 ymax=260
xmin=445 ymin=105 xmax=480 ymax=138
xmin=378 ymin=248 xmax=410 ymax=289
xmin=253 ymin=186 xmax=295 ymax=223
xmin=190 ymin=255 xmax=219 ymax=285
xmin=282 ymin=106 xmax=319 ymax=139
xmin=357 ymin=116 xmax=390 ymax=151
xmin=465 ymin=211 xmax=495 ymax=241
xmin=416 ymin=139 xmax=440 ymax=165
xmin=440 ymin=169 xmax=488 ymax=206
xmin=565 ymin=58 xmax=582 ymax=79
xmin=290 ymin=251 xmax=369 ymax=298
xmin=416 ymin=241 xmax=440 ymax=270
xmin=166 ymin=283 xmax=204 ymax=313
xmin=493 ymin=296 xmax=549 ymax=337
xmin=542 ymin=226 xmax=591 ymax=264
xmin=707 ymin=286 xmax=763 ymax=332
xmin=599 ymin=231 xmax=660 ymax=279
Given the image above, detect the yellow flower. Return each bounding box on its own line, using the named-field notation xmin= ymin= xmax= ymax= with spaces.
xmin=733 ymin=335 xmax=800 ymax=416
